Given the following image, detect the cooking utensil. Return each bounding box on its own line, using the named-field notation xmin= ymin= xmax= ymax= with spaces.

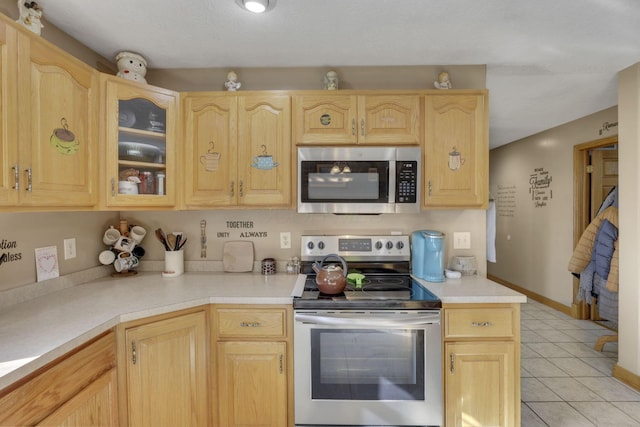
xmin=312 ymin=254 xmax=348 ymax=294
xmin=155 ymin=228 xmax=170 ymax=251
xmin=167 ymin=234 xmax=177 ymax=251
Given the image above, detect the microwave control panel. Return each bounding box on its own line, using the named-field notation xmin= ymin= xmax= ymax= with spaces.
xmin=396 ymin=160 xmax=418 ymax=203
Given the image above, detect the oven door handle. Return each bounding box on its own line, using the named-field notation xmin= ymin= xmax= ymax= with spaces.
xmin=294 ymin=313 xmax=440 ymax=327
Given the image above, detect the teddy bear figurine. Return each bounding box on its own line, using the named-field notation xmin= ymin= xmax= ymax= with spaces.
xmin=16 ymin=0 xmax=44 ymax=35
xmin=115 ymin=52 xmax=148 ymax=84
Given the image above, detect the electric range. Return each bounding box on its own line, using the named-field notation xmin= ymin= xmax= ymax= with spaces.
xmin=293 ymin=234 xmax=441 ymax=310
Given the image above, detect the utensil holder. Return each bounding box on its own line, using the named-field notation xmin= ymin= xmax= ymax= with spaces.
xmin=162 ymin=250 xmax=184 ymax=278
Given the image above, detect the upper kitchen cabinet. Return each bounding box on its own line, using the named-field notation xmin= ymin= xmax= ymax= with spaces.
xmin=101 ymin=74 xmax=178 ymax=209
xmin=0 ymin=17 xmax=98 ymax=209
xmin=423 ymin=91 xmax=489 ymax=209
xmin=183 ymin=92 xmax=291 ymax=209
xmin=294 ymin=93 xmax=421 ymax=145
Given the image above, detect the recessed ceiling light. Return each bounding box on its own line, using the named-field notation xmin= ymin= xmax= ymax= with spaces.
xmin=235 ymin=0 xmax=276 ymax=13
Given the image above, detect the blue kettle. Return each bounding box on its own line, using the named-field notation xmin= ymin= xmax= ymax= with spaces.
xmin=411 ymin=230 xmax=445 ymax=282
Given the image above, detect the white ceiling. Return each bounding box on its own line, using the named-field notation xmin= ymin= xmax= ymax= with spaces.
xmin=39 ymin=0 xmax=640 ymax=148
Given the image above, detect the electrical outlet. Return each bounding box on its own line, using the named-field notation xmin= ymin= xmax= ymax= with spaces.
xmin=64 ymin=238 xmax=77 ymax=259
xmin=453 ymin=232 xmax=471 ymax=250
xmin=280 ymin=232 xmax=291 ymax=249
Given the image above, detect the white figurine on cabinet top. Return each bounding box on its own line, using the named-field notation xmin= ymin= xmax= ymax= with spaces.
xmin=115 ymin=51 xmax=148 ymax=84
xmin=434 ymin=71 xmax=452 ymax=89
xmin=225 ymin=71 xmax=242 ymax=91
xmin=323 ymin=71 xmax=339 ymax=90
xmin=16 ymin=0 xmax=43 ymax=35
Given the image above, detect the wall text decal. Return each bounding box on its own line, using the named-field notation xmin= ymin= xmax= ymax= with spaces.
xmin=529 ymin=167 xmax=553 ymax=208
xmin=0 ymin=239 xmax=23 ymax=267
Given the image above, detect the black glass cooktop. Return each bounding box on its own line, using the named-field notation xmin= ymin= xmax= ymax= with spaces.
xmin=294 ymin=274 xmax=441 ymax=309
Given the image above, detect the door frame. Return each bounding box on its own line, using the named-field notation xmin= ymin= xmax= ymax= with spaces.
xmin=571 ymin=135 xmax=618 ymax=319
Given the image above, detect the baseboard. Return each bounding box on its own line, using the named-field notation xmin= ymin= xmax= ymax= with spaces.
xmin=613 ymin=364 xmax=640 ymax=391
xmin=487 ymin=274 xmax=572 ymax=317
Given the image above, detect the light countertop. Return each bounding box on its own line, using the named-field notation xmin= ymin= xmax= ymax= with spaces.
xmin=0 ymin=271 xmax=524 ymax=391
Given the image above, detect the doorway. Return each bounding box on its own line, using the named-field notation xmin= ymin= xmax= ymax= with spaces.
xmin=571 ymin=135 xmax=618 ymax=320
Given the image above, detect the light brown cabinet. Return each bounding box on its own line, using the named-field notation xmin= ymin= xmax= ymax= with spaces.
xmin=0 ymin=331 xmax=117 ymax=426
xmin=0 ymin=15 xmax=98 ymax=209
xmin=424 ymin=92 xmax=489 ymax=208
xmin=118 ymin=308 xmax=208 ymax=427
xmin=182 ymin=93 xmax=292 ymax=208
xmin=101 ymin=75 xmax=178 ymax=209
xmin=294 ymin=93 xmax=421 ymax=145
xmin=443 ymin=304 xmax=521 ymax=427
xmin=212 ymin=305 xmax=292 ymax=427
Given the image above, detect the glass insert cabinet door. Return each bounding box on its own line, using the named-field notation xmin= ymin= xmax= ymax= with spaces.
xmin=104 ymin=77 xmax=177 ymax=207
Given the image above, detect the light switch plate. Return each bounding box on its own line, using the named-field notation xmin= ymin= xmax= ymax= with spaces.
xmin=453 ymin=232 xmax=471 ymax=249
xmin=64 ymin=238 xmax=77 ymax=259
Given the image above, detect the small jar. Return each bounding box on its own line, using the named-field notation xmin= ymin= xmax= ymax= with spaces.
xmin=261 ymin=258 xmax=276 ymax=275
xmin=156 ymin=172 xmax=165 ymax=195
xmin=139 ymin=171 xmax=155 ymax=194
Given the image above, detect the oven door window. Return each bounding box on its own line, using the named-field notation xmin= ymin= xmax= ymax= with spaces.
xmin=300 ymin=161 xmax=389 ymax=202
xmin=310 ymin=329 xmax=425 ymax=400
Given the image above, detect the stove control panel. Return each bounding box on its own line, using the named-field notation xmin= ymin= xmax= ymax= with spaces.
xmin=301 ymin=235 xmax=410 ymax=261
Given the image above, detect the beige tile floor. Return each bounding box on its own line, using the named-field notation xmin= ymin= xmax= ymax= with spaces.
xmin=521 ymin=299 xmax=640 ymax=426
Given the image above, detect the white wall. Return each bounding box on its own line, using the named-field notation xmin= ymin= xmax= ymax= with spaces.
xmin=488 ymin=107 xmax=618 ymax=307
xmin=617 ymin=62 xmax=640 ymax=376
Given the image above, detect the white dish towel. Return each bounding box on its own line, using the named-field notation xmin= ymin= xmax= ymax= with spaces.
xmin=486 ymin=200 xmax=497 ymax=263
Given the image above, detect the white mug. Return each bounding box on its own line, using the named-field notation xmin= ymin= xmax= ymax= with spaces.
xmin=103 ymin=228 xmax=121 ymax=246
xmin=98 ymin=250 xmax=116 ymax=265
xmin=129 ymin=225 xmax=147 ymax=244
xmin=113 ymin=236 xmax=136 ymax=253
xmin=114 ymin=255 xmax=140 ymax=272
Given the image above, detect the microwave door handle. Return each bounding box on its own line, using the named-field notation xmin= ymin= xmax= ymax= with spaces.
xmin=294 ymin=313 xmax=440 ymax=327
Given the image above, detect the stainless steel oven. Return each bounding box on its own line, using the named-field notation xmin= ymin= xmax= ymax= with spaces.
xmin=294 ymin=235 xmax=442 ymax=427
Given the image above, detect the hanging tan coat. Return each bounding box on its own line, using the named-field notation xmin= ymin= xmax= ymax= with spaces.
xmin=567 ymin=206 xmax=619 ymax=292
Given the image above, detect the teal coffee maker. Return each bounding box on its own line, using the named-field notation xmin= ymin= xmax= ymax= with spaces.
xmin=411 ymin=230 xmax=445 ymax=282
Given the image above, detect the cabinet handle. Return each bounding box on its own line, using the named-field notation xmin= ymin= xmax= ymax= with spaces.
xmin=132 ymin=341 xmax=137 ymax=365
xmin=240 ymin=321 xmax=261 ymax=327
xmin=360 ymin=118 xmax=365 ymax=136
xmin=351 ymin=118 xmax=356 ymax=136
xmin=239 ymin=180 xmax=244 ymax=197
xmin=428 ymin=180 xmax=432 ymax=197
xmin=471 ymin=321 xmax=493 ymax=327
xmin=25 ymin=167 xmax=32 ymax=192
xmin=450 ymin=353 xmax=454 ymax=374
xmin=12 ymin=164 xmax=19 ymax=191
xmin=279 ymin=354 xmax=284 ymax=374
xmin=230 ymin=180 xmax=235 ymax=197
xmin=111 ymin=178 xmax=116 ymax=197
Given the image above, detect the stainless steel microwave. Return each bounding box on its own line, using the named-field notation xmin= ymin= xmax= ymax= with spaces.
xmin=297 ymin=146 xmax=421 ymax=214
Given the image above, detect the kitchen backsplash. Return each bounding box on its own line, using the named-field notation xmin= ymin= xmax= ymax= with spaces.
xmin=0 ymin=208 xmax=486 ymax=297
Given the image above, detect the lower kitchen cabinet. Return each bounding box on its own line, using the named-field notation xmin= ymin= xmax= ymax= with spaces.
xmin=217 ymin=341 xmax=288 ymax=426
xmin=37 ymin=368 xmax=118 ymax=426
xmin=0 ymin=331 xmax=117 ymax=426
xmin=118 ymin=308 xmax=208 ymax=427
xmin=212 ymin=305 xmax=293 ymax=427
xmin=443 ymin=304 xmax=521 ymax=427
